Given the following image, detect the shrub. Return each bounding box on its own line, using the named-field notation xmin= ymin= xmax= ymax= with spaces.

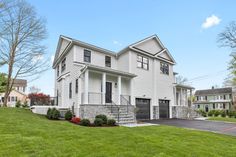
xmin=228 ymin=111 xmax=235 ymax=118
xmin=46 ymin=108 xmax=60 ymax=120
xmin=94 ymin=118 xmax=103 ymax=126
xmin=22 ymin=101 xmax=28 ymax=108
xmin=51 ymin=108 xmax=60 ymax=120
xmin=95 ymin=114 xmax=107 ymax=124
xmin=15 ymin=101 xmax=21 ymax=108
xmin=65 ymin=110 xmax=73 ymax=121
xmin=70 ymin=117 xmax=81 ymax=124
xmin=107 ymin=119 xmax=116 ymax=126
xmin=208 ymin=110 xmax=215 ymax=117
xmin=214 ymin=110 xmax=221 ymax=117
xmin=46 ymin=108 xmax=52 ymax=119
xmin=221 ymin=111 xmax=226 ymax=117
xmin=80 ymin=119 xmax=90 ymax=126
xmin=197 ymin=109 xmax=207 ymax=117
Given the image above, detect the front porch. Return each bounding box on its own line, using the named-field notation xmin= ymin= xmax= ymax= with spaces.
xmin=81 ymin=66 xmax=135 ymax=105
xmin=79 ymin=66 xmax=136 ymax=123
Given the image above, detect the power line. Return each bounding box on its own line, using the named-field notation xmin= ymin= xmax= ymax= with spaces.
xmin=186 ymin=69 xmax=228 ymax=83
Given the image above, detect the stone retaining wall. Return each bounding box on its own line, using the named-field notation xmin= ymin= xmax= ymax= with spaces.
xmin=153 ymin=106 xmax=159 ymax=119
xmin=172 ymin=106 xmax=200 ymax=119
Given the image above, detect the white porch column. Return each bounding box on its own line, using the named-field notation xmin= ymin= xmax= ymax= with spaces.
xmin=117 ymin=76 xmax=121 ymax=105
xmin=84 ymin=70 xmax=89 ymax=104
xmin=190 ymin=89 xmax=192 ymax=107
xmin=61 ymin=78 xmax=65 ymax=107
xmin=180 ymin=88 xmax=183 ymax=106
xmin=102 ymin=72 xmax=106 ymax=104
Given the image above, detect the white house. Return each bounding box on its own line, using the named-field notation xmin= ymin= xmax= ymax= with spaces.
xmin=51 ymin=34 xmax=194 ymax=123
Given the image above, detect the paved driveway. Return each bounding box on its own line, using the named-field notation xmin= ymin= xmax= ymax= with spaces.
xmin=145 ymin=119 xmax=236 ymax=136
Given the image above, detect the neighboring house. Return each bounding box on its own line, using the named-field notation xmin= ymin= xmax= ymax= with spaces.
xmin=193 ymin=87 xmax=233 ymax=112
xmin=51 ymin=34 xmax=194 ymax=123
xmin=0 ymin=79 xmax=27 ymax=107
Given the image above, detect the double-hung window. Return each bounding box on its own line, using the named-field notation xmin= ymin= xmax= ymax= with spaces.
xmin=105 ymin=56 xmax=111 ymax=67
xmin=75 ymin=79 xmax=78 ymax=94
xmin=137 ymin=55 xmax=149 ymax=70
xmin=160 ymin=62 xmax=169 ymax=75
xmin=84 ymin=50 xmax=91 ymax=63
xmin=57 ymin=65 xmax=59 ymax=76
xmin=61 ymin=58 xmax=66 ymax=72
xmin=69 ymin=82 xmax=72 ymax=99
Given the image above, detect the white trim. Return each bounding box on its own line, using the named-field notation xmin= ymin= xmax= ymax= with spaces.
xmin=130 ymin=47 xmax=175 ymax=65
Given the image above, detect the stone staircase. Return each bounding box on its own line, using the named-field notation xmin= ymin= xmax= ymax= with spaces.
xmin=105 ymin=105 xmax=136 ymax=124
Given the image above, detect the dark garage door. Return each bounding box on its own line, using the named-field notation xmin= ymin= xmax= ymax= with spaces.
xmin=136 ymin=98 xmax=150 ymax=120
xmin=159 ymin=99 xmax=169 ymax=119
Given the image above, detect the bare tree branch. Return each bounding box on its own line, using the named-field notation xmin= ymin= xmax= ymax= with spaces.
xmin=0 ymin=0 xmax=49 ymax=107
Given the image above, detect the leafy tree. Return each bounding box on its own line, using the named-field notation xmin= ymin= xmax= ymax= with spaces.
xmin=0 ymin=73 xmax=7 ymax=93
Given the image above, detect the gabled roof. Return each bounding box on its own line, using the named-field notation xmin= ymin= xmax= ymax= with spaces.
xmin=117 ymin=34 xmax=176 ymax=64
xmin=176 ymin=84 xmax=195 ymax=90
xmin=195 ymin=87 xmax=232 ymax=96
xmin=53 ymin=34 xmax=176 ymax=68
xmin=12 ymin=79 xmax=27 ymax=87
xmin=52 ymin=35 xmax=116 ymax=68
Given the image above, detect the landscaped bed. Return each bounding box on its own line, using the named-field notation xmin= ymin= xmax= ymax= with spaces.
xmin=208 ymin=117 xmax=236 ymax=123
xmin=1 ymin=108 xmax=236 ymax=157
xmin=197 ymin=109 xmax=236 ymax=123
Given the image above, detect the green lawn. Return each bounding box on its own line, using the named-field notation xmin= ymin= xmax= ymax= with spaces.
xmin=1 ymin=108 xmax=236 ymax=157
xmin=208 ymin=117 xmax=236 ymax=123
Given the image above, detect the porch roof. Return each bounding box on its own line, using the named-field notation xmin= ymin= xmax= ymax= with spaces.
xmin=82 ymin=64 xmax=137 ymax=78
xmin=175 ymin=84 xmax=195 ymax=90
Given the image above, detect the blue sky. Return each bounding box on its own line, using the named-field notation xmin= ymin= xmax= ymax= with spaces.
xmin=25 ymin=0 xmax=235 ymax=95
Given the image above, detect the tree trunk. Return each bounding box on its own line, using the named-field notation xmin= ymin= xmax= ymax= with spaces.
xmin=3 ymin=51 xmax=14 ymax=107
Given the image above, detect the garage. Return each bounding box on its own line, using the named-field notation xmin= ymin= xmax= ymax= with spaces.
xmin=159 ymin=99 xmax=169 ymax=118
xmin=136 ymin=98 xmax=150 ymax=120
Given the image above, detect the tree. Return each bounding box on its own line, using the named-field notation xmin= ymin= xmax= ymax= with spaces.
xmin=176 ymin=75 xmax=188 ymax=85
xmin=0 ymin=0 xmax=49 ymax=107
xmin=28 ymin=93 xmax=50 ymax=106
xmin=218 ymin=22 xmax=236 ymax=86
xmin=0 ymin=73 xmax=7 ymax=93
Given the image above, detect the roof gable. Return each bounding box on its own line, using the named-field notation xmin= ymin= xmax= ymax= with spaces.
xmin=155 ymin=49 xmax=176 ymax=63
xmin=127 ymin=35 xmax=176 ymax=64
xmin=134 ymin=38 xmax=163 ymax=55
xmin=53 ymin=36 xmax=72 ymax=68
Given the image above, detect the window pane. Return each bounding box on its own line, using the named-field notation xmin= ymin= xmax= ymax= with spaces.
xmin=137 ymin=61 xmax=142 ymax=68
xmin=137 ymin=55 xmax=142 ymax=62
xmin=84 ymin=50 xmax=91 ymax=62
xmin=143 ymin=57 xmax=148 ymax=64
xmin=143 ymin=63 xmax=148 ymax=69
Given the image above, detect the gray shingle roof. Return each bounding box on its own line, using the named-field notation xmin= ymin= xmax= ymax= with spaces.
xmin=195 ymin=87 xmax=232 ymax=96
xmin=12 ymin=79 xmax=27 ymax=87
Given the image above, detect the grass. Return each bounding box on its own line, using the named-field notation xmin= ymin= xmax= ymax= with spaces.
xmin=1 ymin=108 xmax=236 ymax=157
xmin=208 ymin=117 xmax=236 ymax=123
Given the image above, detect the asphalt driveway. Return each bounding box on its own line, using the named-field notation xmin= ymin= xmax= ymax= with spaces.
xmin=145 ymin=119 xmax=236 ymax=136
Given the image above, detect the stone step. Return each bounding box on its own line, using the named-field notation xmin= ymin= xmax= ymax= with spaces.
xmin=117 ymin=120 xmax=136 ymax=124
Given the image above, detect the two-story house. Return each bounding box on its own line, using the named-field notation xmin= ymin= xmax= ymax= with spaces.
xmin=193 ymin=87 xmax=233 ymax=112
xmin=0 ymin=79 xmax=28 ymax=107
xmin=52 ymin=34 xmax=193 ymax=123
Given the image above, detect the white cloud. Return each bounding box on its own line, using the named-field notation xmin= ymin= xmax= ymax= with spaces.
xmin=113 ymin=40 xmax=122 ymax=46
xmin=202 ymin=15 xmax=221 ymax=29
